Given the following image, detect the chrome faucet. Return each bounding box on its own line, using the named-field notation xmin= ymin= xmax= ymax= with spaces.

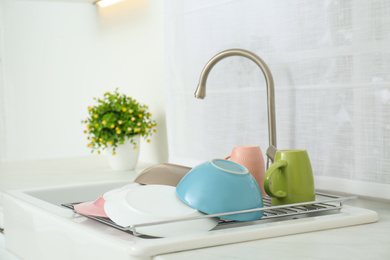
xmin=194 ymin=48 xmax=277 ymax=169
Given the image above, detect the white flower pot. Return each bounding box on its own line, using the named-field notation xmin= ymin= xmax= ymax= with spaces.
xmin=106 ymin=135 xmax=140 ymax=171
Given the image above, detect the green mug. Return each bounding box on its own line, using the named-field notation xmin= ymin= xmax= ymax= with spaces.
xmin=264 ymin=149 xmax=315 ymax=205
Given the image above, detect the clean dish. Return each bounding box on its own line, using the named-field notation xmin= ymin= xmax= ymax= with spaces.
xmin=73 ymin=183 xmax=141 ymax=218
xmin=74 ymin=196 xmax=108 ymax=218
xmin=134 ymin=163 xmax=191 ymax=186
xmin=103 ymin=182 xmax=141 ymax=199
xmin=225 ymin=145 xmax=267 ymax=197
xmin=176 ymin=159 xmax=263 ymax=221
xmin=104 ymin=184 xmax=219 ymax=237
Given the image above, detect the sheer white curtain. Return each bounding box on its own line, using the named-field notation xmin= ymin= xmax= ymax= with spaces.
xmin=164 ymin=0 xmax=390 ymax=199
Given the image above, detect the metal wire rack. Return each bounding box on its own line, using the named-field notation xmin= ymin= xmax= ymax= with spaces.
xmin=62 ymin=192 xmax=356 ymax=238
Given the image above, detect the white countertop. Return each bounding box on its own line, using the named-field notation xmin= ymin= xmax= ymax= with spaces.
xmin=156 ymin=198 xmax=390 ymax=260
xmin=0 ymin=156 xmax=389 ymax=260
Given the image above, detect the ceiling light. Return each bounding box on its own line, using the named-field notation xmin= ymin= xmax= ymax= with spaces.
xmin=95 ymin=0 xmax=125 ymax=8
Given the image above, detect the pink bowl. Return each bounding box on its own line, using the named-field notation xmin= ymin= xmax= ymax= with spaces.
xmin=74 ymin=196 xmax=108 ymax=218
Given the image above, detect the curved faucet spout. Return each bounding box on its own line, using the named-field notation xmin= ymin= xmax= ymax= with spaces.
xmin=194 ymin=48 xmax=277 ymax=168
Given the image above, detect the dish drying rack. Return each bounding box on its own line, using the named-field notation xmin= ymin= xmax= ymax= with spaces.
xmin=62 ymin=192 xmax=356 ymax=238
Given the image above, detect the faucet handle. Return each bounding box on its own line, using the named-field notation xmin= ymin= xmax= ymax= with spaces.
xmin=266 ymin=145 xmax=278 ymax=162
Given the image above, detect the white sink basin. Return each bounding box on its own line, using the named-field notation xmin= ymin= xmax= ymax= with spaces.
xmin=4 ymin=181 xmax=378 ymax=260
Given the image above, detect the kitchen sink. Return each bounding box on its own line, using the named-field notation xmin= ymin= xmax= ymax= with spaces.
xmin=4 ymin=180 xmax=378 ymax=260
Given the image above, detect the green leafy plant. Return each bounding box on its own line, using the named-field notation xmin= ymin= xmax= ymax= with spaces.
xmin=82 ymin=89 xmax=157 ymax=154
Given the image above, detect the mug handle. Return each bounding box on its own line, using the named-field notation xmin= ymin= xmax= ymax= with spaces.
xmin=264 ymin=160 xmax=288 ymax=199
xmin=225 ymin=154 xmax=231 ymax=160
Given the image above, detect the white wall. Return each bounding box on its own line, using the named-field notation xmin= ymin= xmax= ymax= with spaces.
xmin=0 ymin=0 xmax=5 ymax=162
xmin=0 ymin=0 xmax=167 ymax=164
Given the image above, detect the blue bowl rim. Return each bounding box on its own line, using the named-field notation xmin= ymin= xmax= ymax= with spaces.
xmin=210 ymin=159 xmax=249 ymax=175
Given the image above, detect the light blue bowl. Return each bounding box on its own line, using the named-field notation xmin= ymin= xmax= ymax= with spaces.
xmin=176 ymin=159 xmax=263 ymax=221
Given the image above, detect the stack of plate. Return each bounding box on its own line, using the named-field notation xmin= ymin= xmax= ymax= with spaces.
xmin=74 ymin=164 xmax=219 ymax=237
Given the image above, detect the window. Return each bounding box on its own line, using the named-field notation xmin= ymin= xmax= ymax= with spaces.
xmin=164 ymin=0 xmax=390 ymax=199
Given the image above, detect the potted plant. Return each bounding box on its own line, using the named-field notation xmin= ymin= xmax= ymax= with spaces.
xmin=82 ymin=89 xmax=157 ymax=170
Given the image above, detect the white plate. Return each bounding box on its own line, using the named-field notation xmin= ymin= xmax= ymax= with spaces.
xmin=103 ymin=184 xmax=219 ymax=237
xmin=103 ymin=182 xmax=141 ymax=200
